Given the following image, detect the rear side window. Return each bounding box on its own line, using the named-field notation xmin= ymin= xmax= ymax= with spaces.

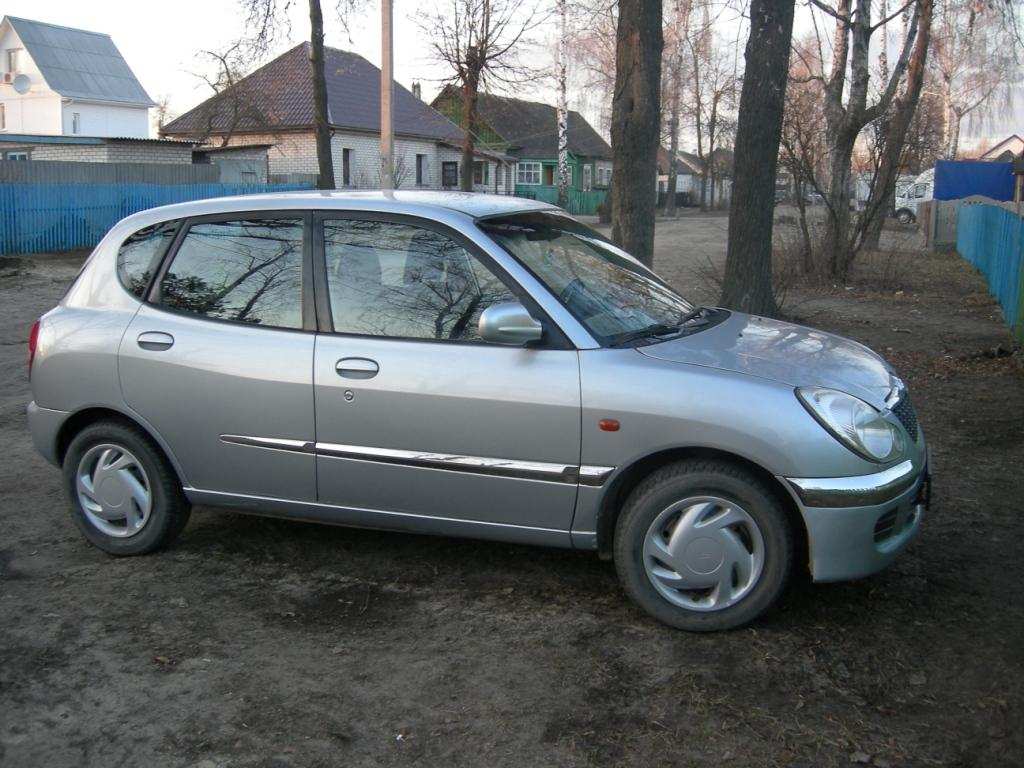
xmin=116 ymin=221 xmax=178 ymax=298
xmin=158 ymin=218 xmax=304 ymax=329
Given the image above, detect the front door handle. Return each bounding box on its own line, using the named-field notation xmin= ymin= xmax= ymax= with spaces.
xmin=137 ymin=331 xmax=174 ymax=351
xmin=336 ymin=357 xmax=379 ymax=379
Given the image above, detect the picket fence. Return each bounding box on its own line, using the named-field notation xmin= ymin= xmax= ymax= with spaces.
xmin=0 ymin=182 xmax=312 ymax=255
xmin=956 ymin=202 xmax=1024 ymax=337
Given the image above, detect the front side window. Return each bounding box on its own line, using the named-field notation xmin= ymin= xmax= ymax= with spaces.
xmin=323 ymin=218 xmax=516 ymax=342
xmin=158 ymin=218 xmax=304 ymax=329
xmin=480 ymin=211 xmax=698 ymax=346
xmin=516 ymin=161 xmax=541 ymax=185
xmin=117 ymin=221 xmax=179 ymax=298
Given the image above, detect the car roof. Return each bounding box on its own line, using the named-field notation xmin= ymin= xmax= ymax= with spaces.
xmin=120 ymin=190 xmax=557 ymax=225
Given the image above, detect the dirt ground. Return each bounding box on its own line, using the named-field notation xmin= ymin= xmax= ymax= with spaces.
xmin=2 ymin=213 xmax=1022 ymax=768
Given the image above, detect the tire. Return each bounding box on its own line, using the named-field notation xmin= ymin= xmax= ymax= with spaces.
xmin=62 ymin=420 xmax=191 ymax=556
xmin=614 ymin=459 xmax=793 ymax=632
xmin=896 ymin=210 xmax=915 ymax=225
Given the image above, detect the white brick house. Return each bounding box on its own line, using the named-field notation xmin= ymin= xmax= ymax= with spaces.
xmin=0 ymin=16 xmax=154 ymax=138
xmin=162 ymin=43 xmax=513 ymax=194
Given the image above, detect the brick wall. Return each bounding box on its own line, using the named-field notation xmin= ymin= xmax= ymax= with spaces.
xmin=218 ymin=130 xmax=512 ymax=194
xmin=27 ymin=142 xmax=193 ymax=164
xmin=29 ymin=144 xmax=110 ymax=162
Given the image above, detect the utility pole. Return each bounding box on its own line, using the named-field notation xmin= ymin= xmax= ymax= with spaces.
xmin=556 ymin=0 xmax=570 ymax=209
xmin=380 ymin=0 xmax=395 ymax=189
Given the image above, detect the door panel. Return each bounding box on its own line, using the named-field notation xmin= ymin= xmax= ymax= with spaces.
xmin=118 ymin=214 xmax=315 ymax=502
xmin=313 ymin=336 xmax=581 ymax=530
xmin=312 ymin=214 xmax=582 ymax=532
xmin=120 ymin=305 xmax=316 ymax=501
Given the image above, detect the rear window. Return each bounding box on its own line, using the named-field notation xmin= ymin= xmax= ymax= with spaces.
xmin=157 ymin=218 xmax=304 ymax=329
xmin=116 ymin=221 xmax=178 ymax=298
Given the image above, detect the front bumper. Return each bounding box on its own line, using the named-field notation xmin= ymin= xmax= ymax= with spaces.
xmin=784 ymin=452 xmax=929 ymax=582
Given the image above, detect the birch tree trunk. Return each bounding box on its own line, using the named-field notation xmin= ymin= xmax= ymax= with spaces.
xmin=664 ymin=0 xmax=689 ymax=218
xmin=557 ymin=0 xmax=570 ymax=208
xmin=609 ymin=0 xmax=663 ymax=267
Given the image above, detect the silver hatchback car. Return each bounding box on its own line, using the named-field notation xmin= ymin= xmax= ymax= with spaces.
xmin=27 ymin=191 xmax=929 ymax=631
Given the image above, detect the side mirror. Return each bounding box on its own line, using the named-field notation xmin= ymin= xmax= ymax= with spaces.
xmin=478 ymin=301 xmax=543 ymax=346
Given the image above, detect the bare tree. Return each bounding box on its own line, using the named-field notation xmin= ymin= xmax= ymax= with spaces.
xmin=417 ymin=0 xmax=545 ymax=192
xmin=931 ymin=0 xmax=1018 ymax=160
xmin=186 ymin=43 xmax=270 ymax=146
xmin=858 ymin=0 xmax=934 ymax=251
xmin=609 ymin=0 xmax=664 ymax=266
xmin=239 ymin=0 xmax=347 ymax=189
xmin=557 ymin=0 xmax=571 ymax=208
xmin=719 ymin=0 xmax=796 ymax=315
xmin=663 ymin=0 xmax=692 ymax=217
xmin=808 ymin=0 xmax=923 ymax=279
xmin=152 ymin=95 xmax=176 ymax=137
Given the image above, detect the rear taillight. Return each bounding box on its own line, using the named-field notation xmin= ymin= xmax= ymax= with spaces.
xmin=27 ymin=319 xmax=40 ymax=378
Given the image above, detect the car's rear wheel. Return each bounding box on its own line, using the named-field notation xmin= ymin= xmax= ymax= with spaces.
xmin=614 ymin=459 xmax=793 ymax=631
xmin=63 ymin=420 xmax=191 ymax=555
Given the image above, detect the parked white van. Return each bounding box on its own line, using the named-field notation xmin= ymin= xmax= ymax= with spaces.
xmin=893 ymin=168 xmax=934 ymax=224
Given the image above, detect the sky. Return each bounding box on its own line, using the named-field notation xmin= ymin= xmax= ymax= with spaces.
xmin=5 ymin=0 xmax=1019 ymax=149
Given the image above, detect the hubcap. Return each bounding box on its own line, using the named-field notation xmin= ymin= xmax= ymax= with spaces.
xmin=642 ymin=496 xmax=765 ymax=612
xmin=76 ymin=444 xmax=152 ymax=538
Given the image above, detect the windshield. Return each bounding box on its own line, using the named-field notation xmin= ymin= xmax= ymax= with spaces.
xmin=479 ymin=211 xmax=698 ymax=345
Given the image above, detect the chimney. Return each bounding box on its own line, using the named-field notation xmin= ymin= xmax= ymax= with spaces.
xmin=412 ymin=81 xmax=422 ymax=101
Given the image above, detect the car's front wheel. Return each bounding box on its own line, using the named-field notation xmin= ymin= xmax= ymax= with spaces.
xmin=63 ymin=420 xmax=191 ymax=556
xmin=614 ymin=459 xmax=794 ymax=631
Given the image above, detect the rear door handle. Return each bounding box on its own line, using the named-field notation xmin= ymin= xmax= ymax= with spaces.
xmin=336 ymin=357 xmax=379 ymax=379
xmin=137 ymin=331 xmax=174 ymax=351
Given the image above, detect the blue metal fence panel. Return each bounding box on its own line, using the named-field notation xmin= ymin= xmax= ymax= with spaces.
xmin=956 ymin=203 xmax=1024 ymax=330
xmin=0 ymin=182 xmax=312 ymax=256
xmin=935 ymin=160 xmax=1014 ymax=201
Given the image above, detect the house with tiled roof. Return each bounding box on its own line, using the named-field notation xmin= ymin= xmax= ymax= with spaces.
xmin=0 ymin=16 xmax=154 ymax=138
xmin=431 ymin=86 xmax=612 ymax=206
xmin=162 ymin=43 xmax=513 ymax=193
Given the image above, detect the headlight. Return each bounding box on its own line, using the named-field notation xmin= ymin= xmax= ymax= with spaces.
xmin=796 ymin=387 xmax=904 ymax=463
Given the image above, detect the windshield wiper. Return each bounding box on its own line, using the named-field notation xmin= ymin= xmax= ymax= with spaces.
xmin=607 ymin=307 xmax=707 ymax=348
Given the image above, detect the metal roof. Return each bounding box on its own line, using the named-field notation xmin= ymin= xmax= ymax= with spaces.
xmin=162 ymin=43 xmax=463 ymax=143
xmin=0 ymin=133 xmax=197 ymax=145
xmin=3 ymin=16 xmax=155 ymax=107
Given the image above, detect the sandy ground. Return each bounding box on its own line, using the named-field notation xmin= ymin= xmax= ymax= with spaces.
xmin=1 ymin=213 xmax=1022 ymax=767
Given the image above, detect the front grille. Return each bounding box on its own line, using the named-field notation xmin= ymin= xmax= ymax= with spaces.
xmin=891 ymin=395 xmax=919 ymax=441
xmin=873 ymin=508 xmax=899 ymax=542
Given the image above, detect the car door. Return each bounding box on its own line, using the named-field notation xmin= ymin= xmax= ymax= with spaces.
xmin=312 ymin=213 xmax=582 ymax=537
xmin=118 ymin=212 xmax=316 ymax=502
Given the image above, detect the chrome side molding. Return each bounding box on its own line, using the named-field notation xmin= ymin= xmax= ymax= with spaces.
xmin=220 ymin=434 xmax=615 ymax=487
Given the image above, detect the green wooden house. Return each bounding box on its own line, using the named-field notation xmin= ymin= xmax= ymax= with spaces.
xmin=432 ymin=87 xmax=612 ymax=214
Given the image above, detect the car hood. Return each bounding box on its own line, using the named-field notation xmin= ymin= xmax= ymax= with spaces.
xmin=638 ymin=310 xmax=897 ymax=408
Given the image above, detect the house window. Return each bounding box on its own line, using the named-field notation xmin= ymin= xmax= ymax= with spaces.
xmin=543 ymin=165 xmax=555 ymax=186
xmin=597 ymin=166 xmax=612 ymax=187
xmin=441 ymin=161 xmax=458 ymax=187
xmin=6 ymin=48 xmax=21 ymax=73
xmin=416 ymin=154 xmax=427 ymax=186
xmin=473 ymin=160 xmax=489 ymax=185
xmin=4 ymin=151 xmax=28 ymax=161
xmin=583 ymin=164 xmax=593 ymax=191
xmin=72 ymin=112 xmax=81 ymax=134
xmin=516 ymin=161 xmax=541 ymax=185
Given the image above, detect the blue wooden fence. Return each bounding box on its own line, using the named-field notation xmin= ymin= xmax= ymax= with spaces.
xmin=956 ymin=203 xmax=1024 ymax=336
xmin=0 ymin=182 xmax=312 ymax=256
